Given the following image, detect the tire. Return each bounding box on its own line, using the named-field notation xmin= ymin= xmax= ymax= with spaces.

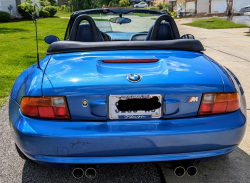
xmin=15 ymin=144 xmax=29 ymax=160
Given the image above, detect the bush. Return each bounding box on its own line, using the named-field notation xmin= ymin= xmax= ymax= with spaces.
xmin=156 ymin=3 xmax=164 ymax=10
xmin=44 ymin=6 xmax=57 ymax=16
xmin=149 ymin=7 xmax=158 ymax=10
xmin=171 ymin=11 xmax=177 ymax=18
xmin=57 ymin=5 xmax=71 ymax=12
xmin=18 ymin=6 xmax=32 ymax=19
xmin=0 ymin=11 xmax=11 ymax=22
xmin=118 ymin=0 xmax=130 ymax=7
xmin=39 ymin=10 xmax=50 ymax=17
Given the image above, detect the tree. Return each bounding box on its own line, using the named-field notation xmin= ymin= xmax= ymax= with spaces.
xmin=39 ymin=0 xmax=51 ymax=7
xmin=19 ymin=0 xmax=40 ymax=17
xmin=48 ymin=0 xmax=57 ymax=6
xmin=118 ymin=0 xmax=130 ymax=7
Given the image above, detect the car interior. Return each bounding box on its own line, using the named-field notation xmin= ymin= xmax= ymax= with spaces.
xmin=45 ymin=9 xmax=204 ymax=54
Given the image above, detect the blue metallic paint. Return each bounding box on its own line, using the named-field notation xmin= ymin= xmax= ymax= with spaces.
xmin=10 ymin=97 xmax=246 ymax=163
xmin=11 ymin=55 xmax=51 ymax=103
xmin=42 ymin=50 xmax=224 ymax=119
xmin=9 ymin=50 xmax=247 ymax=166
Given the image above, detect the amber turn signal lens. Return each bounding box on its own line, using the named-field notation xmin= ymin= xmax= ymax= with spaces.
xmin=198 ymin=92 xmax=240 ymax=116
xmin=20 ymin=97 xmax=70 ymax=119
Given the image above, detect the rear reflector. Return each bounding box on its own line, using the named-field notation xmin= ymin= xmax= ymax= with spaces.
xmin=198 ymin=92 xmax=240 ymax=116
xmin=102 ymin=59 xmax=159 ymax=63
xmin=20 ymin=97 xmax=70 ymax=119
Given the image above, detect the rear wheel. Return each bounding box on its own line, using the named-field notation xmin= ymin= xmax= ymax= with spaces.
xmin=15 ymin=144 xmax=29 ymax=160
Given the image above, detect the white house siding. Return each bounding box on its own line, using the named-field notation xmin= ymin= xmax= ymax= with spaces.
xmin=211 ymin=0 xmax=227 ymax=13
xmin=0 ymin=0 xmax=18 ymax=17
xmin=186 ymin=1 xmax=195 ymax=12
xmin=21 ymin=0 xmax=40 ymax=6
xmin=233 ymin=0 xmax=250 ymax=13
xmin=197 ymin=0 xmax=209 ymax=13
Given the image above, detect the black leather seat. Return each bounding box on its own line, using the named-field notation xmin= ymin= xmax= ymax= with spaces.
xmin=76 ymin=23 xmax=104 ymax=42
xmin=145 ymin=22 xmax=174 ymax=41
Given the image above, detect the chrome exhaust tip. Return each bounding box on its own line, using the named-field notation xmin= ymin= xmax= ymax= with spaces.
xmin=85 ymin=168 xmax=97 ymax=179
xmin=174 ymin=166 xmax=185 ymax=177
xmin=72 ymin=168 xmax=84 ymax=179
xmin=186 ymin=166 xmax=198 ymax=176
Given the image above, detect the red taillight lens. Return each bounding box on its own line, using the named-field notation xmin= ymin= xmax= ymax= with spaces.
xmin=198 ymin=93 xmax=240 ymax=116
xmin=20 ymin=97 xmax=70 ymax=119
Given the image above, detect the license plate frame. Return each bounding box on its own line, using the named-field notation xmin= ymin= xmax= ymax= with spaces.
xmin=109 ymin=94 xmax=162 ymax=120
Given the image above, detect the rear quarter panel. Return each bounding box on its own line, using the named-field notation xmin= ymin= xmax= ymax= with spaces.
xmin=10 ymin=55 xmax=51 ymax=104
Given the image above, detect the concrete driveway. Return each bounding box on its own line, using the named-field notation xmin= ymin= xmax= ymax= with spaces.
xmin=1 ymin=18 xmax=250 ymax=183
xmin=162 ymin=19 xmax=250 ymax=183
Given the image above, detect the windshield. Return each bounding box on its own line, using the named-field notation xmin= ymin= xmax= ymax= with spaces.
xmin=93 ymin=13 xmax=160 ymax=33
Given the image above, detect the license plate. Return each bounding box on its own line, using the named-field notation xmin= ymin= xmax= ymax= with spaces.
xmin=109 ymin=94 xmax=162 ymax=119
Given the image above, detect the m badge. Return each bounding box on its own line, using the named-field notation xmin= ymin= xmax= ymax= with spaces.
xmin=185 ymin=97 xmax=198 ymax=103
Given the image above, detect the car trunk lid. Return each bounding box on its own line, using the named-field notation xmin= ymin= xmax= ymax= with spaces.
xmin=42 ymin=50 xmax=223 ymax=120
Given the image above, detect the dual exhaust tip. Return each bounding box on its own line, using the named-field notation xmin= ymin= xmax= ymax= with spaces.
xmin=72 ymin=163 xmax=197 ymax=178
xmin=72 ymin=167 xmax=97 ymax=179
xmin=174 ymin=165 xmax=197 ymax=177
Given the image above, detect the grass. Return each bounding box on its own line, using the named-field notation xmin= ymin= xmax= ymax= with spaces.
xmin=55 ymin=11 xmax=107 ymax=18
xmin=151 ymin=17 xmax=181 ymax=20
xmin=0 ymin=18 xmax=69 ymax=107
xmin=185 ymin=17 xmax=249 ymax=29
xmin=134 ymin=13 xmax=158 ymax=17
xmin=55 ymin=11 xmax=72 ymax=17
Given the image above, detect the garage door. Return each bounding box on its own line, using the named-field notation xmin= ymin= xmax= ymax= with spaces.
xmin=197 ymin=0 xmax=209 ymax=13
xmin=186 ymin=1 xmax=195 ymax=13
xmin=233 ymin=0 xmax=250 ymax=13
xmin=211 ymin=0 xmax=227 ymax=13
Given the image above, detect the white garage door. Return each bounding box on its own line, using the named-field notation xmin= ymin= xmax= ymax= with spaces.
xmin=211 ymin=0 xmax=227 ymax=13
xmin=233 ymin=0 xmax=250 ymax=13
xmin=186 ymin=1 xmax=195 ymax=12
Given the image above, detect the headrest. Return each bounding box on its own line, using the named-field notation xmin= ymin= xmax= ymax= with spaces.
xmin=76 ymin=23 xmax=104 ymax=42
xmin=145 ymin=22 xmax=174 ymax=41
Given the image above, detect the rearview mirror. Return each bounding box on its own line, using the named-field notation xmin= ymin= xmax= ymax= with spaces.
xmin=181 ymin=34 xmax=195 ymax=39
xmin=44 ymin=35 xmax=60 ymax=44
xmin=110 ymin=17 xmax=131 ymax=24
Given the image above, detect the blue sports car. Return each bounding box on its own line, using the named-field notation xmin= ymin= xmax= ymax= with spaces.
xmin=9 ymin=8 xmax=247 ymax=179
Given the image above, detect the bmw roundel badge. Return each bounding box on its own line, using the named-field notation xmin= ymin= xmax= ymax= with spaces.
xmin=127 ymin=74 xmax=142 ymax=83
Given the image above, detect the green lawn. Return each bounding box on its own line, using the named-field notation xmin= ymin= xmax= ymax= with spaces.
xmin=151 ymin=17 xmax=181 ymax=20
xmin=0 ymin=16 xmax=110 ymax=107
xmin=0 ymin=18 xmax=69 ymax=107
xmin=134 ymin=13 xmax=158 ymax=17
xmin=185 ymin=17 xmax=249 ymax=29
xmin=55 ymin=11 xmax=108 ymax=18
xmin=55 ymin=11 xmax=72 ymax=17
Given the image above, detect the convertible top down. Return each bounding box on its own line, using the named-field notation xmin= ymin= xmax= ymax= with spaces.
xmin=9 ymin=8 xmax=246 ymax=179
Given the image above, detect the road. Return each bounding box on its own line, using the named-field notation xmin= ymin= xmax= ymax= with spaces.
xmin=1 ymin=17 xmax=250 ymax=183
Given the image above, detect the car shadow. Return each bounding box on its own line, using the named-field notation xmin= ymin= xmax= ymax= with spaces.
xmin=161 ymin=147 xmax=250 ymax=183
xmin=0 ymin=28 xmax=28 ymax=34
xmin=21 ymin=161 xmax=163 ymax=183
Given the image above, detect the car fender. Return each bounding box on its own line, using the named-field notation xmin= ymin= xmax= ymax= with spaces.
xmin=10 ymin=55 xmax=51 ymax=104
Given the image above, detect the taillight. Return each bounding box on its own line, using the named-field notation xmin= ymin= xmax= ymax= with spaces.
xmin=198 ymin=92 xmax=240 ymax=116
xmin=20 ymin=97 xmax=70 ymax=119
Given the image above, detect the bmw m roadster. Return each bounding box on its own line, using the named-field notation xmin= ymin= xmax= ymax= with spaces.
xmin=9 ymin=8 xmax=246 ymax=178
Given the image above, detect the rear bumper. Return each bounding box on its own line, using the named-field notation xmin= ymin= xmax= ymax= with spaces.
xmin=23 ymin=146 xmax=236 ymax=164
xmin=9 ymin=98 xmax=246 ymax=164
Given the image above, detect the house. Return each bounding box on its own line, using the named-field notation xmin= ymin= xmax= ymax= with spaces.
xmin=0 ymin=0 xmax=40 ymax=18
xmin=196 ymin=0 xmax=250 ymax=16
xmin=0 ymin=0 xmax=18 ymax=17
xmin=153 ymin=0 xmax=250 ymax=16
xmin=58 ymin=0 xmax=68 ymax=7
